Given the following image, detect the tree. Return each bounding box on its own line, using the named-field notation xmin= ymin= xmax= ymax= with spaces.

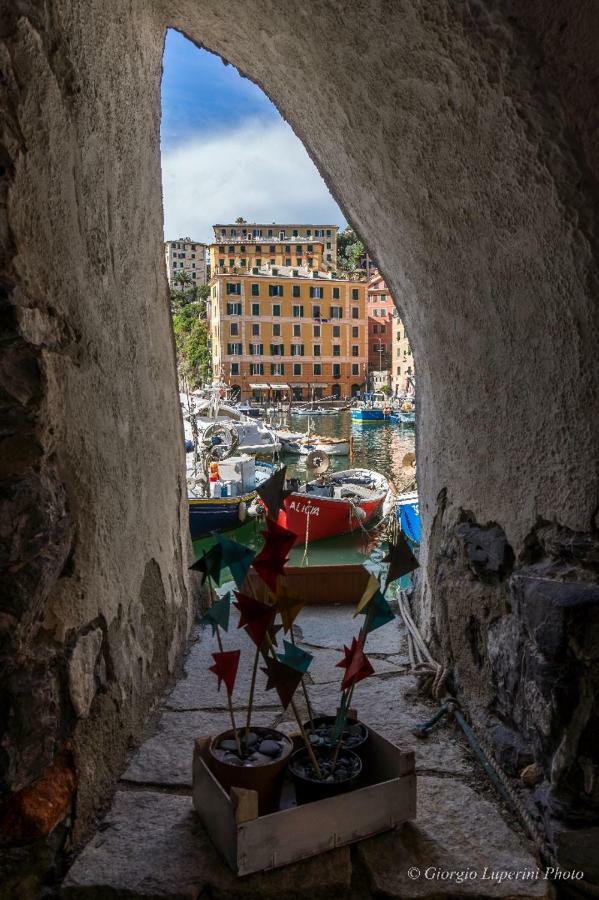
xmin=380 ymin=384 xmax=392 ymax=396
xmin=172 ymin=307 xmax=212 ymax=388
xmin=235 ymin=216 xmax=247 ymax=224
xmin=336 ymin=225 xmax=365 ymax=272
xmin=173 ymin=269 xmax=194 ymax=291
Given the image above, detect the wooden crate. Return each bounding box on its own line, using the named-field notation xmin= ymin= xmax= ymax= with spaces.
xmin=192 ymin=728 xmax=416 ymax=876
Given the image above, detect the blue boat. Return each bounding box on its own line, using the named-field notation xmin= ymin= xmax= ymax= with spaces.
xmin=351 ymin=407 xmax=386 ymax=421
xmin=188 ymin=491 xmax=258 ymax=539
xmin=395 ymin=491 xmax=420 ymax=545
xmin=390 ymin=411 xmax=416 ymax=426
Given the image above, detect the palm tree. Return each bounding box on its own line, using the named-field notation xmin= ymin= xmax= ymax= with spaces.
xmin=173 ymin=269 xmax=194 ymax=292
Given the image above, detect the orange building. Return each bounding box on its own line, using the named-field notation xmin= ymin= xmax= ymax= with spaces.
xmin=209 ymin=262 xmax=367 ymax=402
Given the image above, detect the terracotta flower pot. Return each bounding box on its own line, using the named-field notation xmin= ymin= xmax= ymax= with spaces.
xmin=288 ymin=747 xmax=362 ymax=805
xmin=209 ymin=726 xmax=293 ymax=815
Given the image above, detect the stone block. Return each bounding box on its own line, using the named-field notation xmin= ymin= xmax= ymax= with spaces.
xmin=68 ymin=628 xmax=104 ymax=718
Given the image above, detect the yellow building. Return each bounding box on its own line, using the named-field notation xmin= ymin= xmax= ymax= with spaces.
xmin=208 ymin=239 xmax=326 ymax=274
xmin=209 ymin=262 xmax=367 ymax=402
xmin=212 ymin=222 xmax=338 ymax=266
xmin=392 ymin=309 xmax=415 ymax=396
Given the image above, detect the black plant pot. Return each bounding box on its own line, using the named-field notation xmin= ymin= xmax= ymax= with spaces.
xmin=288 ymin=747 xmax=362 ymax=805
xmin=303 ymin=715 xmax=369 ymax=759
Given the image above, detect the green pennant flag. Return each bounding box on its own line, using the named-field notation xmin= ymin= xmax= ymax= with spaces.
xmin=190 ymin=544 xmax=224 ymax=585
xmin=359 ymin=590 xmax=395 ymax=633
xmin=276 ymin=639 xmax=313 ymax=673
xmin=199 ymin=591 xmax=231 ymax=635
xmin=215 ymin=536 xmax=256 ymax=589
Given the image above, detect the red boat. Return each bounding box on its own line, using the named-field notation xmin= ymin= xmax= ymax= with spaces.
xmin=277 ymin=468 xmax=390 ymax=545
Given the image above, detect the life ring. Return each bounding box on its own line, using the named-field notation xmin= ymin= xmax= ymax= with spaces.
xmin=238 ymin=500 xmax=247 ymax=523
xmin=201 ymin=423 xmax=239 ymax=461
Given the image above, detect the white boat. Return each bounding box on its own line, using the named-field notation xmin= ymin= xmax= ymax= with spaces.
xmin=276 ymin=429 xmax=349 ymax=457
xmin=291 ymin=406 xmax=341 ymax=417
xmin=181 ymin=392 xmax=280 ymax=456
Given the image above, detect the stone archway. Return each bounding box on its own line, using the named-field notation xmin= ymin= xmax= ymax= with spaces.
xmin=1 ymin=0 xmax=598 ymax=871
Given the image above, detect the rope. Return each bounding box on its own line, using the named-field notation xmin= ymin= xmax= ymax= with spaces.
xmin=394 ymin=589 xmax=599 ymax=892
xmin=300 ymin=511 xmax=311 ymax=567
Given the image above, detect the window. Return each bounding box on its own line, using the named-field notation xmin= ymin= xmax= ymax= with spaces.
xmin=373 ymin=309 xmax=379 ymax=316
xmin=332 ymin=363 xmax=341 ymax=377
xmin=313 ymin=325 xmax=321 ymax=338
xmin=314 ymin=344 xmax=321 ymax=356
xmin=270 ymin=343 xmax=285 ymax=356
xmin=226 ymin=282 xmax=241 ymax=295
xmin=352 ymin=364 xmax=359 ymax=375
xmin=228 ymin=246 xmax=235 ymax=253
xmin=352 ymin=326 xmax=359 ymax=338
xmin=240 ymin=259 xmax=247 ymax=267
xmin=352 ymin=307 xmax=359 ymax=319
xmin=333 ymin=344 xmax=341 ymax=357
xmin=291 ymin=344 xmax=305 ymax=356
xmin=296 ymin=244 xmax=302 ymax=252
xmin=296 ymin=258 xmax=302 ymax=266
xmin=310 ymin=286 xmax=323 ymax=299
xmin=269 ymin=244 xmax=275 ymax=252
xmin=326 ymin=229 xmax=331 ymax=236
xmin=230 ymin=323 xmax=239 ymax=336
xmin=352 ymin=345 xmax=359 ymax=357
xmin=293 ymin=363 xmax=302 ymax=375
xmin=397 ymin=365 xmax=401 ymax=375
xmin=333 ymin=325 xmax=341 ymax=337
xmin=219 ymin=258 xmax=225 ymax=267
xmin=251 ymin=303 xmax=260 ymax=316
xmin=330 ymin=306 xmax=342 ymax=319
xmin=251 ymin=283 xmax=260 ymax=296
xmin=285 ymin=244 xmax=291 ymax=252
xmin=307 ymin=243 xmax=313 ymax=252
xmin=352 ymin=288 xmax=359 ymax=300
xmin=249 ymin=343 xmax=264 ymax=356
xmin=373 ymin=323 xmax=379 ymax=333
xmin=271 ymin=363 xmax=285 ymax=375
xmin=272 ymin=323 xmax=281 ymax=337
xmin=313 ymin=363 xmax=322 ymax=375
xmin=229 ymin=258 xmax=235 ymax=267
xmin=326 ymin=242 xmax=331 ymax=250
xmin=285 ymin=258 xmax=292 ymax=266
xmin=307 ymin=258 xmax=313 ymax=267
xmin=380 ymin=324 xmax=386 ymax=333
xmin=332 ymin=287 xmax=340 ymax=299
xmin=219 ymin=245 xmax=225 ymax=252
xmin=250 ymin=363 xmax=264 ymax=375
xmin=292 ymin=285 xmax=301 ymax=298
xmin=227 ymin=342 xmax=242 ymax=355
xmin=293 ymin=230 xmax=299 ymax=237
xmin=252 ymin=323 xmax=260 ymax=336
xmin=255 ymin=243 xmax=262 ymax=251
xmin=272 ymin=303 xmax=281 ymax=316
xmin=268 ymin=230 xmax=273 ymax=237
xmin=269 ymin=285 xmax=283 ymax=297
xmin=227 ymin=302 xmax=242 ymax=315
xmin=231 ymin=362 xmax=240 ymax=375
xmin=293 ymin=324 xmax=301 ymax=337
xmin=256 ymin=258 xmax=262 ymax=266
xmin=312 ymin=305 xmax=321 ymax=318
xmin=292 ymin=305 xmax=304 ymax=317
xmin=380 ymin=293 xmax=387 ymax=301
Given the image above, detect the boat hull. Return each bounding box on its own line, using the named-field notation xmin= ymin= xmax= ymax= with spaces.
xmin=297 ymin=440 xmax=349 ymax=457
xmin=188 ymin=492 xmax=255 ymax=540
xmin=351 ymin=409 xmax=386 ymax=421
xmin=277 ymin=491 xmax=384 ymax=544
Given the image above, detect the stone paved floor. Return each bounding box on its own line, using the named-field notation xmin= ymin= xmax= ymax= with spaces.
xmin=61 ymin=606 xmax=552 ymax=899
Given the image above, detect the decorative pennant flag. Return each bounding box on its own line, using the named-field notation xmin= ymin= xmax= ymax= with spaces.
xmin=199 ymin=591 xmax=231 ymax=635
xmin=215 ymin=536 xmax=256 ymax=589
xmin=252 ymin=519 xmax=297 ymax=591
xmin=190 ymin=543 xmax=224 ymax=585
xmin=256 ymin=465 xmax=289 ymax=519
xmin=358 ymin=589 xmax=395 ymax=633
xmin=353 ymin=572 xmax=380 ymax=617
xmin=209 ymin=649 xmax=240 ymax=695
xmin=234 ymin=591 xmax=276 ymax=647
xmin=274 ymin=585 xmax=305 ymax=633
xmin=261 ymin=657 xmax=303 ymax=709
xmin=383 ymin=531 xmax=419 ymax=591
xmin=336 ymin=637 xmax=375 ymax=690
xmin=277 ymin=639 xmax=313 ymax=674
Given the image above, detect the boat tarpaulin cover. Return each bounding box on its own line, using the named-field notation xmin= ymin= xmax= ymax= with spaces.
xmin=399 ymin=503 xmax=420 ymax=545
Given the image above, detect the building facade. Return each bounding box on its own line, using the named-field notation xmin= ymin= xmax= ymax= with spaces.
xmin=165 ymin=238 xmax=207 ymax=288
xmin=367 ymin=271 xmax=414 ymax=394
xmin=208 ymin=239 xmax=326 ymax=274
xmin=212 ymin=222 xmax=338 ymax=268
xmin=209 ymin=262 xmax=367 ymax=401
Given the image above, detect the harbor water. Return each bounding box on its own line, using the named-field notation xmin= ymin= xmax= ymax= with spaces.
xmin=192 ymin=410 xmax=416 ymax=576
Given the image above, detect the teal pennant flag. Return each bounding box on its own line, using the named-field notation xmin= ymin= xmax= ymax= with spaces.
xmin=358 ymin=590 xmax=395 ymax=633
xmin=215 ymin=536 xmax=256 ymax=589
xmin=190 ymin=544 xmax=224 ymax=586
xmin=276 ymin=639 xmax=313 ymax=673
xmin=199 ymin=591 xmax=231 ymax=635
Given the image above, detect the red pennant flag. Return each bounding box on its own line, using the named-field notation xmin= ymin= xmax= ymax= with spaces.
xmin=209 ymin=649 xmax=240 ymax=696
xmin=234 ymin=591 xmax=276 ymax=647
xmin=252 ymin=519 xmax=297 ymax=591
xmin=336 ymin=637 xmax=374 ymax=690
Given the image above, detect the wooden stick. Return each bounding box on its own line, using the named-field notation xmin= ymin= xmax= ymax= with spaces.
xmin=214 ymin=621 xmax=242 ymax=757
xmin=290 ymin=628 xmax=315 ymax=731
xmin=290 ymin=698 xmax=322 ymax=779
xmin=245 ymin=642 xmax=261 ymax=737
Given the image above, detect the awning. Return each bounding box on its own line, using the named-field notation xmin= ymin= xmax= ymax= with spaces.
xmin=291 ymin=383 xmax=310 ymax=388
xmin=249 ymin=383 xmax=270 ymax=389
xmin=269 ymin=383 xmax=290 ymax=389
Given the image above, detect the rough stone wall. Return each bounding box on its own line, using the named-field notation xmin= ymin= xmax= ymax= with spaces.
xmin=1 ymin=0 xmax=598 ymax=875
xmin=0 ymin=0 xmax=194 ymax=863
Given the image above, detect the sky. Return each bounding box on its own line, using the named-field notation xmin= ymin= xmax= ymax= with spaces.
xmin=160 ymin=30 xmax=345 ymax=242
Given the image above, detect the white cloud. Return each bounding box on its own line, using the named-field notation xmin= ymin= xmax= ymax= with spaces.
xmin=161 ymin=119 xmax=345 ymax=242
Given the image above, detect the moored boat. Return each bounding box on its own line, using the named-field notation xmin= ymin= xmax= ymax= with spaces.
xmin=276 ymin=429 xmax=349 ymax=457
xmin=188 ymin=456 xmax=274 ymax=540
xmin=395 ymin=490 xmax=420 ymax=545
xmin=276 ymin=468 xmax=390 ymax=544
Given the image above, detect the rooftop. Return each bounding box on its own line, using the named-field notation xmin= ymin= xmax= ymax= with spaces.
xmin=211 ymin=263 xmax=365 ymax=283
